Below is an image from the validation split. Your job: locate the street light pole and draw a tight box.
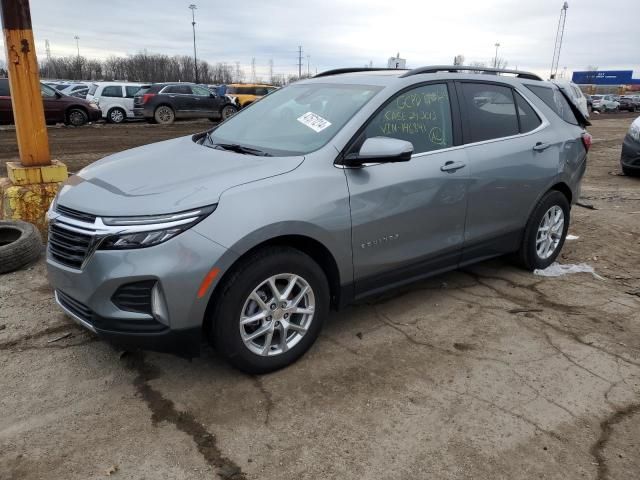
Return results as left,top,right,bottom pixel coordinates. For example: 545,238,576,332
189,4,198,83
494,42,500,68
74,35,80,79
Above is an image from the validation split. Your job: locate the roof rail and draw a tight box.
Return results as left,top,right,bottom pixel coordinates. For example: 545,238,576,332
400,65,543,81
314,67,407,78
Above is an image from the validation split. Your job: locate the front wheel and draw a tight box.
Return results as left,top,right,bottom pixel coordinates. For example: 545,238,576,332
516,190,570,271
209,247,329,374
66,108,88,126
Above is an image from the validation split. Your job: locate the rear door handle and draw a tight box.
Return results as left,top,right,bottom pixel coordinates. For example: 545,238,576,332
440,161,466,172
533,142,551,152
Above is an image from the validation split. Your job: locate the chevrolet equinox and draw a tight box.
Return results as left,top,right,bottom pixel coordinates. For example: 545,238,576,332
47,66,591,373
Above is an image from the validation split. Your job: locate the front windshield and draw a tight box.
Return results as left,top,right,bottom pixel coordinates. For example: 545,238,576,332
206,82,382,156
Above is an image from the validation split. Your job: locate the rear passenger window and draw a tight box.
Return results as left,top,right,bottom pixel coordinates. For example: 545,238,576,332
363,83,453,154
102,86,123,98
514,92,541,133
164,85,192,95
125,86,140,98
461,83,519,142
526,85,578,125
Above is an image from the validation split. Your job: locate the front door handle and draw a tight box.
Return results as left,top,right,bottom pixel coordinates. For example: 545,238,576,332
533,142,551,152
440,160,466,172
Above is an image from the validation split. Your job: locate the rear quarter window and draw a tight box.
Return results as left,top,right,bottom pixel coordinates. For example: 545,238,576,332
125,86,141,98
0,79,10,96
526,85,578,125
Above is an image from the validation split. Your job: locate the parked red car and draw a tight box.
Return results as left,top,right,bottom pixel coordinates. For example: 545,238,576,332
0,78,101,126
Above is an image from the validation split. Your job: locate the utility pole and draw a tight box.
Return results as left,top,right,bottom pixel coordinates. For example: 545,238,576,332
1,0,50,166
74,35,80,79
0,0,68,232
268,58,273,84
550,2,569,80
44,38,51,78
251,57,256,83
297,45,303,78
493,42,500,68
306,55,310,77
189,4,198,83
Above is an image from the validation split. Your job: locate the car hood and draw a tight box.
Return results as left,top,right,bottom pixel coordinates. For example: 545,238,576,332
55,135,304,216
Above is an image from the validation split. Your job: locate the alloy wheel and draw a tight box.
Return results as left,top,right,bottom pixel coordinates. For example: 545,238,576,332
222,105,236,120
239,273,315,356
110,109,125,123
536,205,564,259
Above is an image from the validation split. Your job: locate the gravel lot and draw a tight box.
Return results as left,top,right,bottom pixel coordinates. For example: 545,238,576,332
0,115,639,480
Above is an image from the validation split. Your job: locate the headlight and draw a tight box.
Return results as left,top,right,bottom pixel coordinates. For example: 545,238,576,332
628,123,640,142
99,204,216,250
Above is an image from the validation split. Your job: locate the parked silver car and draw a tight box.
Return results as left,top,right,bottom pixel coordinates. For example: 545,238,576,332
47,66,591,373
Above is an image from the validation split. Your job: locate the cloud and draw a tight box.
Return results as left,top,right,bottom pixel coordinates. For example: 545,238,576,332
1,0,637,79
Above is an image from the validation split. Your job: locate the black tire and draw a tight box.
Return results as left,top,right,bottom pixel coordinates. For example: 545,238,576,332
107,107,126,124
154,105,175,124
221,104,238,121
622,165,640,177
516,190,570,271
209,246,329,374
0,220,42,274
66,108,88,126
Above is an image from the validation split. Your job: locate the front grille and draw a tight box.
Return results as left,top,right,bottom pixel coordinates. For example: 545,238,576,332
55,205,97,223
48,224,93,269
111,281,156,315
57,290,94,323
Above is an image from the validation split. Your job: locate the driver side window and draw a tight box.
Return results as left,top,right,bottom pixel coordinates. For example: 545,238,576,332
363,83,453,154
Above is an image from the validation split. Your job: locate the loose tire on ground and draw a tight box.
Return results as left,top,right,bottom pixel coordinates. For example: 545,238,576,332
154,105,175,124
107,107,126,124
208,246,329,374
0,220,43,274
516,190,570,271
66,108,88,127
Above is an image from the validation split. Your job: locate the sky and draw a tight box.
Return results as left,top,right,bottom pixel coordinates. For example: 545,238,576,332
3,0,639,81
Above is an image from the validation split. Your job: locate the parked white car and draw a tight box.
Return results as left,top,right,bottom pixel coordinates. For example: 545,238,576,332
551,80,589,118
86,82,147,123
56,82,91,99
591,94,619,113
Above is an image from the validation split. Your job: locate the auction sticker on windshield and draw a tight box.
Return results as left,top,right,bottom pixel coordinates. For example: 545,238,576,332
297,112,332,133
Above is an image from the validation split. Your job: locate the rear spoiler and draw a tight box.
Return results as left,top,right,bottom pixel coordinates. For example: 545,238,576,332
557,87,591,128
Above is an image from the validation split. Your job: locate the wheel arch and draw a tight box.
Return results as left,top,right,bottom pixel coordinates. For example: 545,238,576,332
549,181,573,204
202,234,342,336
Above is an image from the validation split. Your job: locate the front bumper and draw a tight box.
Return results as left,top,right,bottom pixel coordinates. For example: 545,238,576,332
88,108,102,122
47,226,236,356
621,134,640,171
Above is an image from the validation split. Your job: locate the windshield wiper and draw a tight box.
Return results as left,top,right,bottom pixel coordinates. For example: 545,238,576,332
210,142,272,156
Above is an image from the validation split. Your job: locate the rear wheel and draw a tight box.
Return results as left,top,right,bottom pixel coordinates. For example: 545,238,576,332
516,190,570,271
221,104,238,121
622,165,640,177
66,108,88,126
154,105,175,124
107,107,126,124
209,247,329,374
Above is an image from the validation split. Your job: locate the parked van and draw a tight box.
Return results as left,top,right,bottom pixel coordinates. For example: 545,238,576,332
87,82,146,123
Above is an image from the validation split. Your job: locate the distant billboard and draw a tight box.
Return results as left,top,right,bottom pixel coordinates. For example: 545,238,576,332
572,70,640,85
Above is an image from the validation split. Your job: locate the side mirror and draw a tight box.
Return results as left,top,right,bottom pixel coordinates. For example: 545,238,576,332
343,137,413,167
210,92,217,98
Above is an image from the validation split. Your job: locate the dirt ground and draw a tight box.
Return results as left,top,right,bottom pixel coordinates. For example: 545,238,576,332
0,115,639,480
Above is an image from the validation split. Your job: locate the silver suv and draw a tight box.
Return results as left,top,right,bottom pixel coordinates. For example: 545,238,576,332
47,66,591,373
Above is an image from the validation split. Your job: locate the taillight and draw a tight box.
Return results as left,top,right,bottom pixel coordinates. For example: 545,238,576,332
581,132,592,152
142,93,155,104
